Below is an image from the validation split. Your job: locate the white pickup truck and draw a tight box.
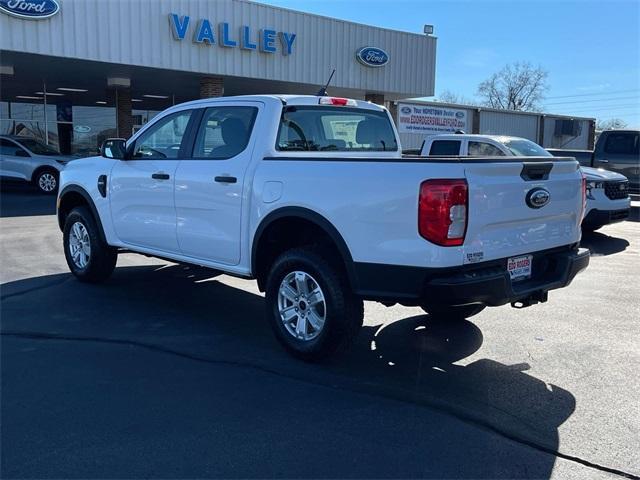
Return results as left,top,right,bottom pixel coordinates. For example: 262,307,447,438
419,134,631,232
57,95,589,360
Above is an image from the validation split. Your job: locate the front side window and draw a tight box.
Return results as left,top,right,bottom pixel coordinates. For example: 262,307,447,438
604,133,639,155
429,140,461,156
276,106,397,152
468,141,506,157
192,106,258,159
132,110,193,159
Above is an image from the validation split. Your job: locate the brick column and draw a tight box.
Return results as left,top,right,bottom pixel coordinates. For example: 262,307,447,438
115,89,133,139
365,93,384,105
200,76,224,98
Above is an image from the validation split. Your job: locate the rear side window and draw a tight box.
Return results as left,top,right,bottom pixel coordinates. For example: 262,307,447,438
193,106,258,159
429,140,461,155
604,133,639,155
276,106,397,152
0,139,26,156
468,141,505,157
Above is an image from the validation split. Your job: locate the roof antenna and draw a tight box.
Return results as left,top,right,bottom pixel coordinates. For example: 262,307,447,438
316,69,336,97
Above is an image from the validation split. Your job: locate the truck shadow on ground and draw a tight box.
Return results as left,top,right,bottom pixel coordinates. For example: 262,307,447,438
580,229,630,256
1,264,576,478
0,181,56,217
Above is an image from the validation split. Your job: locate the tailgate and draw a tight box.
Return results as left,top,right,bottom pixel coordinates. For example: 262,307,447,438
463,159,582,264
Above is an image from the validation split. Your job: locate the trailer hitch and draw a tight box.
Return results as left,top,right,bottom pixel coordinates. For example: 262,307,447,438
511,291,548,309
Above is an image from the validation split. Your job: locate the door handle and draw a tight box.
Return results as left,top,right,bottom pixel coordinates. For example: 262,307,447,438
599,159,609,163
152,172,170,180
214,176,237,184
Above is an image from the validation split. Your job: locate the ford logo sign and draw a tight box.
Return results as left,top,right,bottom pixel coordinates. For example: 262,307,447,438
525,187,550,209
401,106,412,114
356,47,389,68
455,111,464,119
0,0,59,19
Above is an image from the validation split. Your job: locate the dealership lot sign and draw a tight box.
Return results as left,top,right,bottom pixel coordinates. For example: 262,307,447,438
397,103,468,134
169,13,297,55
0,0,59,19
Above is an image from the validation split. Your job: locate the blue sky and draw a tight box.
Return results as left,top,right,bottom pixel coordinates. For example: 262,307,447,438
258,0,640,127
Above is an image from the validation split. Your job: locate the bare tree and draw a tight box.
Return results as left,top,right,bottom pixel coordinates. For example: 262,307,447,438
477,62,548,111
435,90,475,105
597,118,628,130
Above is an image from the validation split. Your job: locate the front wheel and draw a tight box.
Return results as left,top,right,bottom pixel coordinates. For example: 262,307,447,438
63,206,117,283
35,169,58,194
420,304,486,320
265,247,363,361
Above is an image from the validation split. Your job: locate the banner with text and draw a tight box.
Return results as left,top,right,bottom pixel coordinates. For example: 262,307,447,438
397,103,468,135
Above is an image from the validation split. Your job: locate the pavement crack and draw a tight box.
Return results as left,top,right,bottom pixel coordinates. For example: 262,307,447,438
2,330,638,480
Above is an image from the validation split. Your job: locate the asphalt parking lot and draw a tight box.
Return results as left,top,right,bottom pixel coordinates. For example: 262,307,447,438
1,183,639,479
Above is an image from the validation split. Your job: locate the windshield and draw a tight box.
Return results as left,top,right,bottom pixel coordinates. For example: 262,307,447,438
502,138,552,157
15,138,61,156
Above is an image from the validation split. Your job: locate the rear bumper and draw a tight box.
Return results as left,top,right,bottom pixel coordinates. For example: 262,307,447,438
353,246,590,307
583,208,629,229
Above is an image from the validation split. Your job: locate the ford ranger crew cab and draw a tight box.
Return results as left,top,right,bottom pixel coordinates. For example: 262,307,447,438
57,95,589,361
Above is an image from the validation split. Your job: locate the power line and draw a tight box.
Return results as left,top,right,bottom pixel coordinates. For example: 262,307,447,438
545,89,640,100
553,105,640,114
545,96,640,106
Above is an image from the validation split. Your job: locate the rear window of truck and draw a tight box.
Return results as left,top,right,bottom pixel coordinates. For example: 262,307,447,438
276,106,398,152
429,140,461,155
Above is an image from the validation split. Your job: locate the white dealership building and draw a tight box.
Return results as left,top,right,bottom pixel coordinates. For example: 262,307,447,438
0,0,437,154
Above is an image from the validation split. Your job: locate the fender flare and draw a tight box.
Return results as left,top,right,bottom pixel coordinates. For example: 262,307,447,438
251,206,356,288
57,185,107,244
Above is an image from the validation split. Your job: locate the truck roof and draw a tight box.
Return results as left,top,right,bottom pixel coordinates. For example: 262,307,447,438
171,94,386,112
426,134,524,142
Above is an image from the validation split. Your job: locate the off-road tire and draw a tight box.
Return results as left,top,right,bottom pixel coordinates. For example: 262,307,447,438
265,246,363,361
63,206,117,283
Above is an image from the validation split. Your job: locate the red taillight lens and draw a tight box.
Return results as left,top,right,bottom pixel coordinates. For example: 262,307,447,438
580,172,587,220
419,179,468,246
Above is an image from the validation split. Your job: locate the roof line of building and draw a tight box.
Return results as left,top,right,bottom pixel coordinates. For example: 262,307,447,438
239,0,432,39
396,98,596,121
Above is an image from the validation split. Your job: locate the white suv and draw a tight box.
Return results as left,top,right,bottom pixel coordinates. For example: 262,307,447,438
0,135,73,193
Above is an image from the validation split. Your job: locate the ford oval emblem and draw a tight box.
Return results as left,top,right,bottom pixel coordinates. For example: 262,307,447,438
401,106,412,114
0,0,60,19
455,111,464,119
525,187,550,209
356,47,389,68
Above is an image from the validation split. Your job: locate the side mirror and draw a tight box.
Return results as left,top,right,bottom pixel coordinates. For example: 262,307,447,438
101,138,128,159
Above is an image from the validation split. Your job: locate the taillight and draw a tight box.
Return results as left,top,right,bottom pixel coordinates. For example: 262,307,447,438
580,172,587,220
419,179,468,246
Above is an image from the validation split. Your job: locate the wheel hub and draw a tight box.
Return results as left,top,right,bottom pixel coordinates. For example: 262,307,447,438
69,221,91,269
277,271,326,341
39,173,56,192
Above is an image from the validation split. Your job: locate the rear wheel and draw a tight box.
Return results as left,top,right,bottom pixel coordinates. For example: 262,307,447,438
420,304,486,320
265,247,363,361
34,169,58,194
63,206,117,283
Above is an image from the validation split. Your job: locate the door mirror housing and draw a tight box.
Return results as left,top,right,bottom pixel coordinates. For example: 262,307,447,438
101,138,128,159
